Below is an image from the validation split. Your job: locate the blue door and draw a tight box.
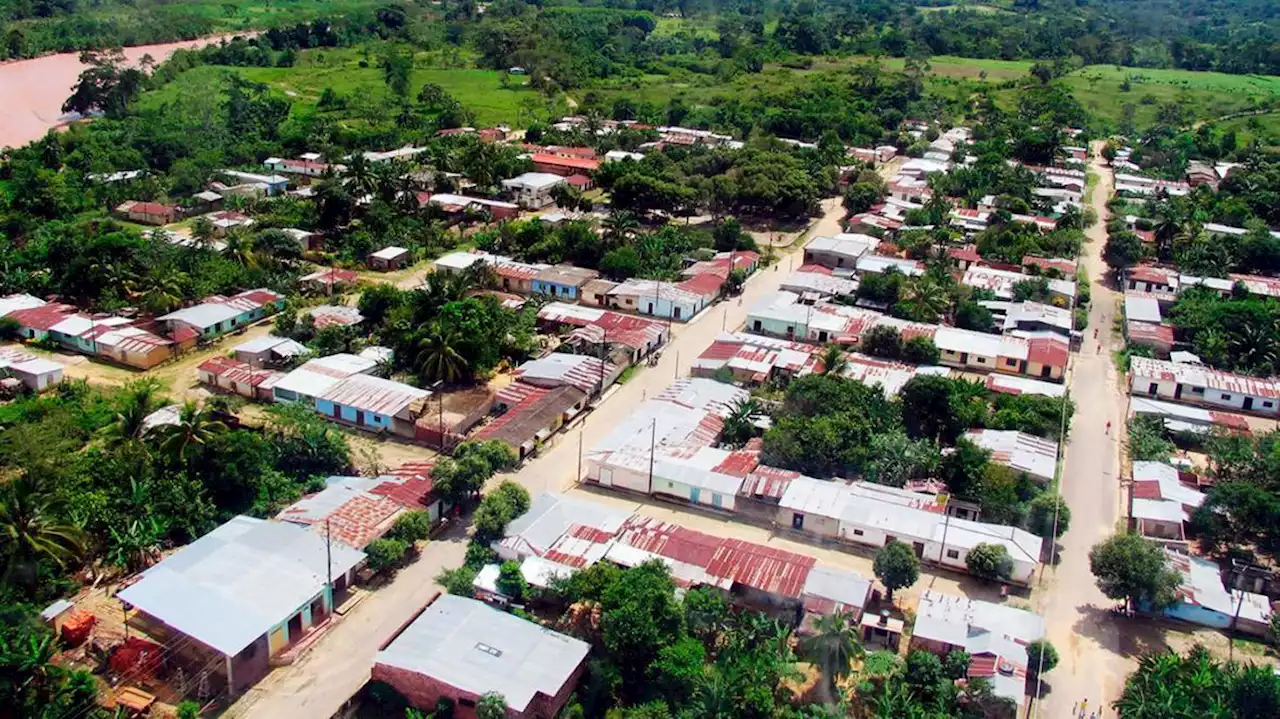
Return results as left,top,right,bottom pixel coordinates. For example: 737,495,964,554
690,487,701,504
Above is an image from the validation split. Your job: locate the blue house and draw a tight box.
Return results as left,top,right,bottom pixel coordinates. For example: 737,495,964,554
533,265,601,302
316,373,430,439
1154,551,1273,637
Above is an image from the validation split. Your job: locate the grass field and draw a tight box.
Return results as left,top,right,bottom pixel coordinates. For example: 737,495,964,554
1218,112,1280,149
140,47,556,127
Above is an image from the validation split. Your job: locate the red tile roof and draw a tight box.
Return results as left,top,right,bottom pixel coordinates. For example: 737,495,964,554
1027,337,1069,367
796,263,833,275
677,273,725,298
1131,480,1163,500
1022,255,1077,275
948,245,983,263
565,174,592,188
1129,266,1176,285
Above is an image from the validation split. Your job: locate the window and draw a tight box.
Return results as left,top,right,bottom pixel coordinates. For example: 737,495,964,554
946,549,960,560
1265,401,1274,409
1190,387,1204,395
1005,358,1017,367
1222,394,1233,401
852,528,864,536
475,642,503,658
976,357,986,364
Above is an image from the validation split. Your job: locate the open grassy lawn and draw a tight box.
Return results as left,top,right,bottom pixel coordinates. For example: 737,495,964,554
1218,112,1280,149
139,46,553,127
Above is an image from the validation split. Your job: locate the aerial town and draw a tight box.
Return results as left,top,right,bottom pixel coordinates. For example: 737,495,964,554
1,2,1280,718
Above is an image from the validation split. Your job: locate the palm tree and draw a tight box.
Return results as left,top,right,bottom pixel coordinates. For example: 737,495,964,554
898,276,949,323
0,476,86,585
221,229,259,269
417,330,469,384
100,379,163,447
690,670,735,719
802,612,864,694
819,344,849,376
1230,322,1278,373
191,216,217,248
139,271,188,314
720,397,762,448
153,401,227,463
603,211,640,247
343,154,379,199
106,516,166,572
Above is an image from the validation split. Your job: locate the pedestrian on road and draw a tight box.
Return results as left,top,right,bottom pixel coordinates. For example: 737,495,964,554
1094,328,1098,339
1106,421,1111,435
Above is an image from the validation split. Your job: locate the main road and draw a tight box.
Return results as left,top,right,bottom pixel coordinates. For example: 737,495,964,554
224,196,850,719
1034,142,1134,717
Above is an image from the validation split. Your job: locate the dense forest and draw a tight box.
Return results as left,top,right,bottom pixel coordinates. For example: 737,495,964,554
3,0,1280,75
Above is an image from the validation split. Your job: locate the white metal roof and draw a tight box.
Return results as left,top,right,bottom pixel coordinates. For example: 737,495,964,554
914,588,1045,646
963,429,1058,481
1131,355,1280,399
273,353,378,399
498,492,631,559
159,302,243,329
433,251,485,271
319,373,429,417
116,516,364,656
371,246,409,261
983,374,1067,398
502,172,566,191
1132,497,1187,523
0,293,46,317
805,234,879,259
1125,295,1162,324
375,594,590,713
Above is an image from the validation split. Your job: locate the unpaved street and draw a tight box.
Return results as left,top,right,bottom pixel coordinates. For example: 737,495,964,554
1033,143,1132,717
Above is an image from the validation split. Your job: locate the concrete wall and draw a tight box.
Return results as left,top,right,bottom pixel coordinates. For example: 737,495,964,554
1131,374,1280,416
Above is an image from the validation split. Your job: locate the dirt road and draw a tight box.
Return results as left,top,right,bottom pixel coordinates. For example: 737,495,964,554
1033,142,1133,717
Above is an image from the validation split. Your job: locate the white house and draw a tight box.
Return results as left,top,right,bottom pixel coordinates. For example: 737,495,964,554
1129,355,1280,416
501,172,566,209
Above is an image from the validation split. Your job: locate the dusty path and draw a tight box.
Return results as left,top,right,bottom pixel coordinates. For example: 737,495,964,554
1034,141,1132,717
0,35,242,148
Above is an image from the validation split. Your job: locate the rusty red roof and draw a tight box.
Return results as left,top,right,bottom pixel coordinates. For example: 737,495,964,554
707,539,817,598
796,263,833,275
1022,255,1076,275
8,303,77,331
1026,337,1069,367
531,153,600,172
677,272,725,298
1129,266,1176,285
948,245,983,263
711,450,761,478
1131,480,1163,500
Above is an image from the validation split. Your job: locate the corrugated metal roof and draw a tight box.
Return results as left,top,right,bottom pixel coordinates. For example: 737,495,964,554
1131,355,1280,399
320,374,429,416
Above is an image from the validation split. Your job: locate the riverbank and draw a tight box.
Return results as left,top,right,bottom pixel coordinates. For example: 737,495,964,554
0,34,243,149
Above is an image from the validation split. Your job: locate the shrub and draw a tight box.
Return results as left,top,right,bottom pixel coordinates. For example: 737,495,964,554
965,543,1014,581
387,510,434,543
1027,639,1059,676
364,538,409,573
437,565,478,596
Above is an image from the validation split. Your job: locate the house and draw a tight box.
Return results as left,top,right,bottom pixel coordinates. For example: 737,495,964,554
963,429,1058,484
205,210,255,236
983,374,1067,399
530,153,600,177
1160,551,1273,637
1127,321,1175,357
272,353,380,404
776,476,1042,584
307,305,365,329
1129,355,1280,416
263,156,343,178
912,589,1045,713
987,300,1074,337
963,266,1075,306
1129,396,1252,436
372,594,590,718
1129,462,1205,541
91,325,175,369
197,357,284,401
157,289,286,341
856,255,925,278
947,245,984,271
0,348,63,392
846,213,902,235
779,269,859,300
1124,294,1163,325
606,279,707,321
369,246,410,271
115,200,180,226
536,302,668,365
512,353,620,396
299,267,359,294
419,193,521,222
680,251,761,285
841,353,950,397
533,265,600,301
604,150,645,162
363,146,429,163
277,469,441,548
116,516,365,693
803,234,879,270
233,335,310,369
693,332,822,385
1125,266,1180,296
219,169,289,196
1022,255,1077,277
316,374,430,439
476,383,588,460
502,172,567,209
579,278,619,307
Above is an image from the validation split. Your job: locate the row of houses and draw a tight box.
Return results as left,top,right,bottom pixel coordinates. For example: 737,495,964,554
746,290,1070,383
1129,354,1280,417
491,489,1047,714
0,290,284,370
435,249,759,322
580,378,1047,584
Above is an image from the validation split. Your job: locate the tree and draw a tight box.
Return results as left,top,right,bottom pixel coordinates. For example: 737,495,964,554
1026,639,1058,677
802,612,863,693
153,401,227,464
1114,645,1280,719
365,537,409,573
1028,492,1071,539
939,437,990,501
476,692,507,719
1089,533,1181,610
1105,231,1145,272
650,636,705,706
0,476,86,585
819,344,848,376
899,374,963,444
965,543,1014,582
862,325,902,359
437,565,477,596
496,560,528,600
873,540,920,602
417,329,470,384
63,49,144,118
600,561,682,699
720,397,762,448
843,181,885,214
386,510,434,544
901,336,940,365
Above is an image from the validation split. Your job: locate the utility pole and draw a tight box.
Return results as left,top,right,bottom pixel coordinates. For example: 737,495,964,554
936,505,953,568
1228,589,1245,662
577,429,583,484
673,350,679,379
647,418,657,496
325,517,333,613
